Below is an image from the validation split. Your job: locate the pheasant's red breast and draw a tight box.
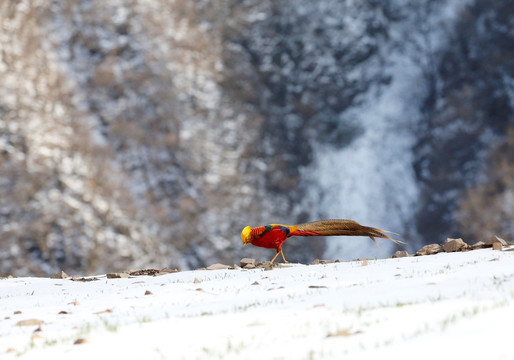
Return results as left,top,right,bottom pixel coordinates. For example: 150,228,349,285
249,225,291,249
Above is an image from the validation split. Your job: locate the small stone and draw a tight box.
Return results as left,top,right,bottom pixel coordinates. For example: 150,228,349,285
486,235,507,247
470,241,486,250
73,338,88,345
311,259,334,265
327,329,357,337
416,244,442,256
392,250,409,258
129,269,160,276
156,268,180,275
251,281,260,285
492,242,503,251
13,310,21,315
262,261,274,271
206,263,231,270
244,263,256,269
58,311,68,314
16,319,44,327
106,272,130,279
144,290,153,295
68,301,80,306
240,258,256,267
442,238,468,252
50,271,68,279
94,309,113,314
193,278,202,284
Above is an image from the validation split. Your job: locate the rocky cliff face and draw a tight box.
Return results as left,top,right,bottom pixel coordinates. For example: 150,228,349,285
413,0,514,244
1,0,512,276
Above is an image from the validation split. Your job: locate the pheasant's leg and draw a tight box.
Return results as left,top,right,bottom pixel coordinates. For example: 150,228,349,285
280,248,288,263
270,250,280,264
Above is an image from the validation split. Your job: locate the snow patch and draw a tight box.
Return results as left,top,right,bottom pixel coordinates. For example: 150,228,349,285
1,249,513,359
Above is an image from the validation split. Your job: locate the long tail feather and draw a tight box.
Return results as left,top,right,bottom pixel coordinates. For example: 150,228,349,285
291,219,404,246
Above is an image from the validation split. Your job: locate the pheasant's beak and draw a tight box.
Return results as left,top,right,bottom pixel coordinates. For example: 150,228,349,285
241,226,252,247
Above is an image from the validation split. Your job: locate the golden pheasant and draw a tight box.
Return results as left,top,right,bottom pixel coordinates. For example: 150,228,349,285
241,219,402,263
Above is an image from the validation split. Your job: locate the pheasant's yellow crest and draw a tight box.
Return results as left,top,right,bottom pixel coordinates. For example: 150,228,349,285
241,226,252,246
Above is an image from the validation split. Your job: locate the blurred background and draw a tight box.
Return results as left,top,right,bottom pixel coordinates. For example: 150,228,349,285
1,0,512,276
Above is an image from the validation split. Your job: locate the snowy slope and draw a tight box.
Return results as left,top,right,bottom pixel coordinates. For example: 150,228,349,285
1,248,513,359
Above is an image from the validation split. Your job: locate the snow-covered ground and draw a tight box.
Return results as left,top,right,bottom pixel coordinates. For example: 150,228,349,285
1,248,513,359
